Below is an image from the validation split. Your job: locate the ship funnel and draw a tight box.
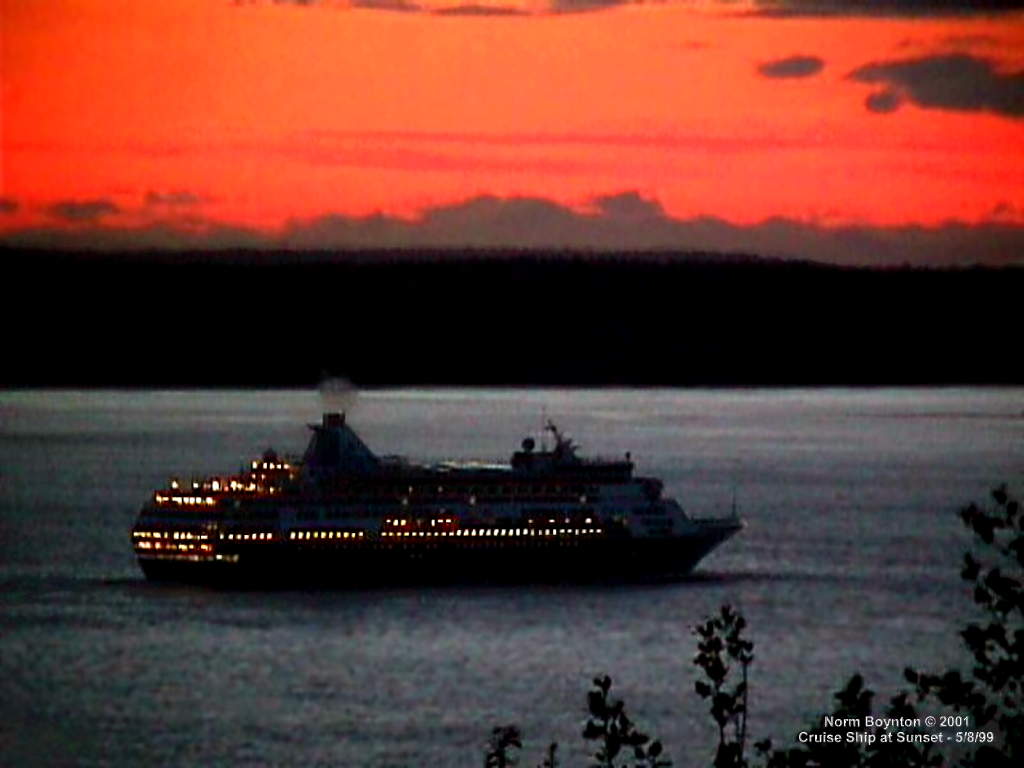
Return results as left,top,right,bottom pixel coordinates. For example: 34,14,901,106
301,412,379,481
323,412,346,428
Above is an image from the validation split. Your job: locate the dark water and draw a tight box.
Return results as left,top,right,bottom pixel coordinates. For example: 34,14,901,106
1,388,1021,767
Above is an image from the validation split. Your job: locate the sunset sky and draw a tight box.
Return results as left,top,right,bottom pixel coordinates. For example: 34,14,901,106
2,0,1023,264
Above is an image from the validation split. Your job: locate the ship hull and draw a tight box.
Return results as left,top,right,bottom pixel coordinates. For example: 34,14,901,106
136,523,741,588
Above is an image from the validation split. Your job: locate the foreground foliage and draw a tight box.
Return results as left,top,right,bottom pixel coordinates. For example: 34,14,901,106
484,484,1022,767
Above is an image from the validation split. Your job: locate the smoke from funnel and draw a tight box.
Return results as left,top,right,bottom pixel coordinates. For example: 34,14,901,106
318,377,359,415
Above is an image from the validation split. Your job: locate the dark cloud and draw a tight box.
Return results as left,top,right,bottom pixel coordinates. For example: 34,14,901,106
0,198,19,215
241,0,424,9
593,191,666,219
849,54,1024,118
895,33,1015,57
757,55,825,79
48,199,120,222
247,0,610,12
351,0,422,11
285,205,1024,266
7,193,1021,267
245,0,1024,15
145,190,204,207
280,196,601,249
246,0,623,13
747,0,1024,17
941,33,1006,48
549,0,634,11
431,3,530,14
233,1,318,6
865,88,903,113
417,196,588,246
1,221,266,251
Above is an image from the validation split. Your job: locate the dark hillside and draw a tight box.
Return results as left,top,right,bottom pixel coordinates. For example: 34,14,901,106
6,250,1021,387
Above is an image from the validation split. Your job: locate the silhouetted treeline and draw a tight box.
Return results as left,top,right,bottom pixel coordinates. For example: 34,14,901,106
6,248,1022,387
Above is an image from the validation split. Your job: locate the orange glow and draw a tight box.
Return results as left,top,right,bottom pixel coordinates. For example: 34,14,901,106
2,0,1023,239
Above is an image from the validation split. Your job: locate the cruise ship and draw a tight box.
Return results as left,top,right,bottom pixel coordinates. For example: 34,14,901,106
131,413,743,586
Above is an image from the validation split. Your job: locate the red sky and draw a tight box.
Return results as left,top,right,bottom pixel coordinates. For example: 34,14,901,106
2,0,1023,263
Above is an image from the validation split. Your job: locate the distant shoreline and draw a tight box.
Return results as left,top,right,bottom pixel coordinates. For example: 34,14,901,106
6,246,1024,270
6,249,1022,388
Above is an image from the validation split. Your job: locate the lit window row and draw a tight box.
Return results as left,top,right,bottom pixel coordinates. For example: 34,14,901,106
133,530,209,541
383,518,457,527
289,531,365,541
135,541,212,554
205,481,257,493
154,494,216,506
156,483,290,500
379,528,603,538
223,532,275,541
251,461,291,471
